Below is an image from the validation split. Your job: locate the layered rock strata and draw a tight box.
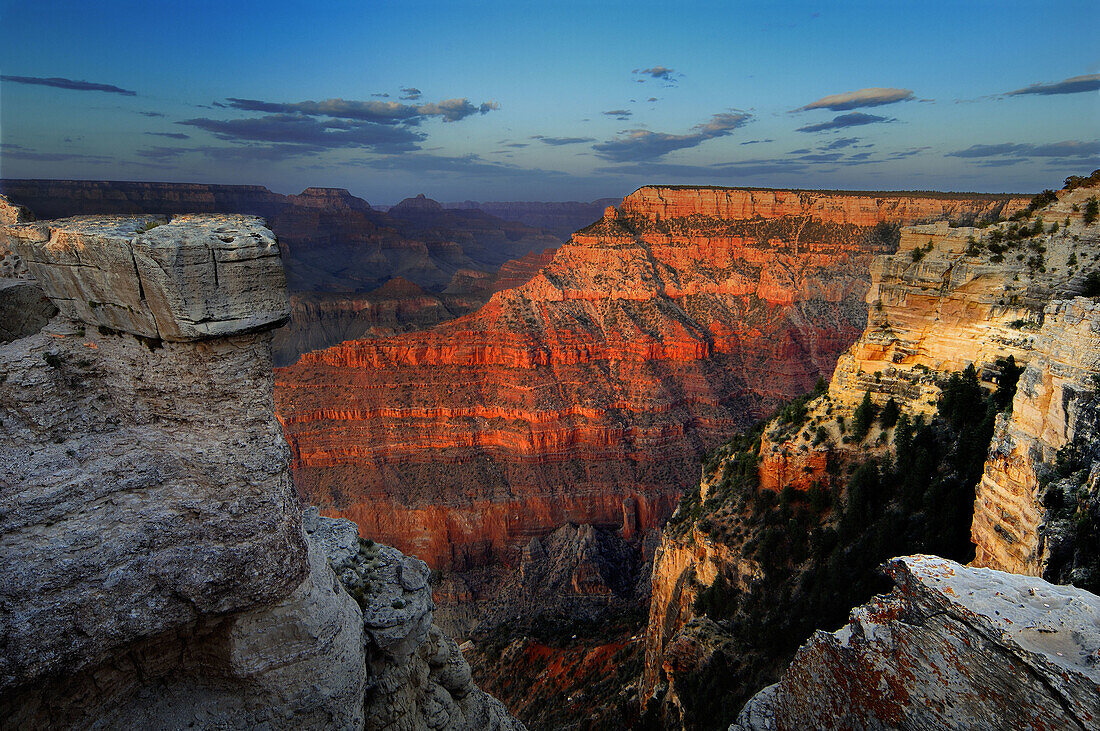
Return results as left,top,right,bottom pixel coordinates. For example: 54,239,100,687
731,555,1100,731
971,297,1100,577
0,213,520,729
277,187,1024,573
641,181,1098,724
0,181,561,362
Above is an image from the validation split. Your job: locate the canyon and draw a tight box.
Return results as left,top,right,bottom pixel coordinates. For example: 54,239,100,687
0,180,562,364
641,178,1100,728
0,208,521,729
275,186,1026,579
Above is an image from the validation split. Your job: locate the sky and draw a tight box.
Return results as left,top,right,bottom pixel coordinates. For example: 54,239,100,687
1,0,1097,204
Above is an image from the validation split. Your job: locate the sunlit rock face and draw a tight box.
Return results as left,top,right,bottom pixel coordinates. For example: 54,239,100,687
971,297,1100,577
731,555,1100,731
640,182,1098,723
275,185,1025,572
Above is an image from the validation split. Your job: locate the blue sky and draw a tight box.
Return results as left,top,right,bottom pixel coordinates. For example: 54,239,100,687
1,0,1097,203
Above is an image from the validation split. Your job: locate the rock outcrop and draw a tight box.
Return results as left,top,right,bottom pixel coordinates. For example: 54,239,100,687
277,186,1024,575
971,297,1100,580
0,180,561,363
0,213,520,729
641,179,1099,727
731,555,1100,731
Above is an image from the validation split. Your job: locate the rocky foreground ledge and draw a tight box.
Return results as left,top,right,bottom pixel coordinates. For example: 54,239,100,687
0,207,522,729
732,555,1100,730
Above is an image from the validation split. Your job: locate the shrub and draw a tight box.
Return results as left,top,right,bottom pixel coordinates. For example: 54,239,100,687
852,390,877,440
879,397,900,429
1084,197,1099,226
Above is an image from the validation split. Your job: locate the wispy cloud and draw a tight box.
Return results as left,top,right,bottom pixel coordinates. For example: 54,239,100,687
1,74,136,96
224,96,498,124
1002,73,1100,98
603,109,633,120
796,112,892,133
144,132,190,140
794,87,914,112
593,112,752,162
178,114,423,152
399,87,422,100
0,143,114,162
947,140,1099,161
140,111,166,118
530,135,596,146
633,66,679,82
821,136,860,150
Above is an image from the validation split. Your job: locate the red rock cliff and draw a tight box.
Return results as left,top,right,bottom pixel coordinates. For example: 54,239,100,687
275,187,1025,571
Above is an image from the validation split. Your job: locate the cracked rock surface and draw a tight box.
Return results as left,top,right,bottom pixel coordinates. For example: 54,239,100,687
731,555,1100,730
5,213,289,341
306,510,526,730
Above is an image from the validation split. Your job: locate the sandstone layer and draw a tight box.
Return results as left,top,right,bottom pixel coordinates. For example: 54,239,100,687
0,213,521,729
276,186,1023,574
731,555,1100,731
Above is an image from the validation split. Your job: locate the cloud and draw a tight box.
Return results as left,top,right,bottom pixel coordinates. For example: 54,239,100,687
596,158,811,179
371,92,390,98
740,139,774,145
140,111,167,118
134,143,323,162
794,87,914,112
593,111,752,162
144,132,190,140
399,87,422,100
647,97,658,102
0,143,114,162
1003,73,1100,97
796,112,892,133
947,140,1099,160
345,152,572,180
603,109,633,120
887,146,930,159
224,96,498,124
178,114,424,152
504,142,528,148
633,66,678,82
821,137,860,150
1,74,136,96
530,135,596,146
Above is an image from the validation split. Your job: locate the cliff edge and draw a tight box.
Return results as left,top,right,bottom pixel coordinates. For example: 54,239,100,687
731,555,1100,731
0,213,521,729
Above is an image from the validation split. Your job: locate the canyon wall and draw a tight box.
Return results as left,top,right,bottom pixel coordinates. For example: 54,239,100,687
0,180,561,363
276,186,1024,577
641,180,1098,727
732,555,1100,731
971,297,1100,578
0,213,520,729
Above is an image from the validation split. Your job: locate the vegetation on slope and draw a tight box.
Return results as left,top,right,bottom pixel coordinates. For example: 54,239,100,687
656,365,1020,729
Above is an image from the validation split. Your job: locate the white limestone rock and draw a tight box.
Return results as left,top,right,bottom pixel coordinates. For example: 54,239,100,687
731,555,1100,730
8,213,289,341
